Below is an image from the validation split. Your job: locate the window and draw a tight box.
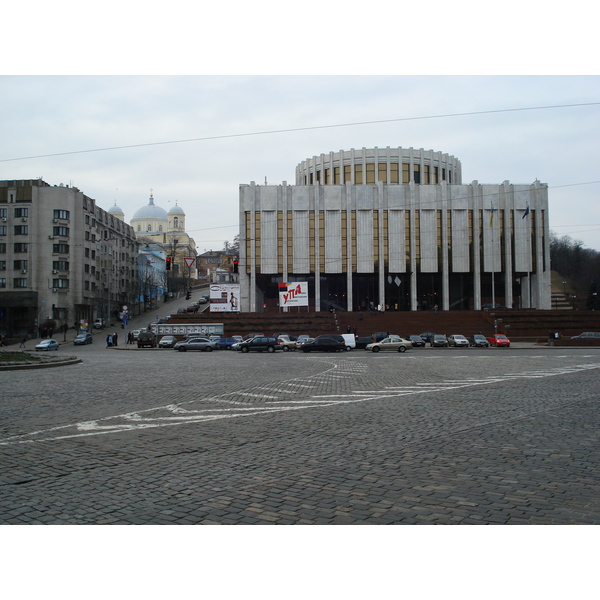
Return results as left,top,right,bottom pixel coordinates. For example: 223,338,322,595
0,226,6,235
377,163,387,184
85,231,90,240
0,261,5,270
14,208,28,218
0,208,6,218
354,164,363,184
13,278,28,287
0,243,6,253
159,225,163,232
52,243,69,253
53,226,69,237
14,260,27,271
53,210,70,220
52,278,69,288
14,225,28,235
402,163,410,184
0,278,5,288
390,163,399,184
147,225,152,232
53,261,69,271
413,164,421,184
14,243,28,253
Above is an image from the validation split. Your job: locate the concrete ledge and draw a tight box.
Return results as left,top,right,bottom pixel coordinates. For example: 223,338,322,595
0,351,82,371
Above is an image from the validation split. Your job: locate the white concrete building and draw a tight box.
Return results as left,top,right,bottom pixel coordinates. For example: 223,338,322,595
239,147,550,312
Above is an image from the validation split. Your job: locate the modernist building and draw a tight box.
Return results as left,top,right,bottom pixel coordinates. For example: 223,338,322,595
0,179,139,338
239,147,550,312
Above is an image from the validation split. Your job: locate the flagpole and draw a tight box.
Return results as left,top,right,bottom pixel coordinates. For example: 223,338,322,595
491,201,495,309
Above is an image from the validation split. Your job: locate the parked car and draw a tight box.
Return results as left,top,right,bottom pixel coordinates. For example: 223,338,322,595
419,332,436,343
93,318,105,329
341,334,356,350
174,337,217,352
430,334,449,347
447,334,469,347
276,335,298,352
408,335,426,347
130,329,143,339
35,339,59,351
571,332,600,339
295,337,314,349
469,334,490,347
137,332,157,348
488,334,510,347
354,336,374,349
158,335,178,348
243,333,264,340
237,336,282,353
273,333,297,341
372,332,389,342
301,335,345,352
215,337,240,350
365,336,412,353
74,333,93,345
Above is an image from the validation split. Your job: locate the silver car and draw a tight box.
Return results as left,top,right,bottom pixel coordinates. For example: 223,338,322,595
448,334,469,347
365,335,412,353
174,337,217,352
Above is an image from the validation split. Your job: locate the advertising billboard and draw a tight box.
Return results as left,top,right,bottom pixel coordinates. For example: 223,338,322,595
210,284,240,312
278,281,309,307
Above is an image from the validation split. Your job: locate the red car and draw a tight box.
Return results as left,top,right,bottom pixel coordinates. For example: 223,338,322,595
488,334,510,347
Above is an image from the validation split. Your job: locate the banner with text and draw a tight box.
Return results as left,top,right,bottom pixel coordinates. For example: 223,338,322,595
278,281,309,307
210,284,240,312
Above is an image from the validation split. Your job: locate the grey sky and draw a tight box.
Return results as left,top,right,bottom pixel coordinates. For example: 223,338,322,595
1,75,598,250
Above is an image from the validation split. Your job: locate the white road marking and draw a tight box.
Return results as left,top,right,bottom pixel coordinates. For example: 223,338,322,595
1,361,598,445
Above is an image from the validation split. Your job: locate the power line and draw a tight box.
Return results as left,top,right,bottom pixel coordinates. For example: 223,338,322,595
1,102,599,163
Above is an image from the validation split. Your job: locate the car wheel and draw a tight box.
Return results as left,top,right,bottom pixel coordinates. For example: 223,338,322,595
205,346,213,352
241,346,249,353
372,346,380,352
178,347,186,352
398,346,406,352
267,346,275,353
344,346,352,351
282,346,289,352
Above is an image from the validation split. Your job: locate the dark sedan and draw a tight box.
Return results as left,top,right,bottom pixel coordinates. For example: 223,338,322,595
301,336,345,352
237,336,282,353
74,333,93,345
430,334,449,347
408,335,426,347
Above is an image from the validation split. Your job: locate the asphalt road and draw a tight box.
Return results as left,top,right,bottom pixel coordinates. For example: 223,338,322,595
1,339,599,525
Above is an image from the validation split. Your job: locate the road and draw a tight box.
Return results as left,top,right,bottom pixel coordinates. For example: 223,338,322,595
1,341,598,525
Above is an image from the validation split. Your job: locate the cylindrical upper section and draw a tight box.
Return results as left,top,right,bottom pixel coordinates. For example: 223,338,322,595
295,147,462,186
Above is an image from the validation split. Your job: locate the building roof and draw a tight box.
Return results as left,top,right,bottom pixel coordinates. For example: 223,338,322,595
132,194,168,221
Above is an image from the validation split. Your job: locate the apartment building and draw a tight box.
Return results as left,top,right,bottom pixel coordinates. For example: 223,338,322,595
0,179,139,339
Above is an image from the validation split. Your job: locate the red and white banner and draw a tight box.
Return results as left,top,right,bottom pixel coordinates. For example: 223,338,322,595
278,282,308,307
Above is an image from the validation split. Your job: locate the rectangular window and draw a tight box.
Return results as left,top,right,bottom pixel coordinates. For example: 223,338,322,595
344,165,352,183
0,261,5,270
402,164,410,184
14,208,29,218
0,278,5,288
0,208,7,218
13,278,28,287
434,166,439,184
424,165,430,184
366,163,375,184
0,243,6,253
334,167,340,184
53,210,70,220
390,163,399,184
0,226,6,235
52,279,69,289
14,225,28,235
52,226,69,237
52,243,69,254
413,165,421,184
354,164,363,184
14,243,28,253
378,163,387,184
13,260,28,271
53,260,69,271
324,168,331,184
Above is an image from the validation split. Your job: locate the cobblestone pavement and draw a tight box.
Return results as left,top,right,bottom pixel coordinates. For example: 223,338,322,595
0,344,598,524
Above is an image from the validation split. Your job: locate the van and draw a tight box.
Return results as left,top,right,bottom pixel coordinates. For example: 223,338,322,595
137,332,157,348
341,334,356,350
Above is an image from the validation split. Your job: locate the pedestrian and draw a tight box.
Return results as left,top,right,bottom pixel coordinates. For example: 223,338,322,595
106,334,112,347
127,331,133,345
0,334,5,347
20,336,26,348
113,332,118,347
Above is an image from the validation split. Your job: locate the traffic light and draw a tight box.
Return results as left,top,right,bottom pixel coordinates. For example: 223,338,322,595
166,257,172,271
233,260,239,273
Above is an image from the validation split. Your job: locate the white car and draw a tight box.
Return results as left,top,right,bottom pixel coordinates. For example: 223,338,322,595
448,334,469,347
365,336,412,353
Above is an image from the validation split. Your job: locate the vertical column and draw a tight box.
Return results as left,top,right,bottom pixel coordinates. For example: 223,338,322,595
440,183,450,310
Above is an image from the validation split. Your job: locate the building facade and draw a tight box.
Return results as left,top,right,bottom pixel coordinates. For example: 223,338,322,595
239,146,550,313
0,179,139,338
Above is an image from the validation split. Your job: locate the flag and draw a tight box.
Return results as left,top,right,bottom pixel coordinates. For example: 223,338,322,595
522,205,530,219
489,204,496,227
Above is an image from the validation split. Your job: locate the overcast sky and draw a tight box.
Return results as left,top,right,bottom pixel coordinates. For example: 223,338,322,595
2,6,599,253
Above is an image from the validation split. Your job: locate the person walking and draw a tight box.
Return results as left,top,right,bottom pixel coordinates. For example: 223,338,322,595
19,336,26,348
106,334,113,347
113,332,118,347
